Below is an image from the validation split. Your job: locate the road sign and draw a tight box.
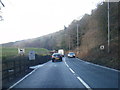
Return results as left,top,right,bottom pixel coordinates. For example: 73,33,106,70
18,48,25,55
29,51,35,60
100,45,105,50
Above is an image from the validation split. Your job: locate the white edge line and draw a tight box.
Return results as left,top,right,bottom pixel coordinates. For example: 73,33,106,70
7,66,41,90
76,58,120,72
77,77,92,90
69,68,75,74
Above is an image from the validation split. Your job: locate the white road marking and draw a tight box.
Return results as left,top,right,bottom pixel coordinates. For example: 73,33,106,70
66,64,69,68
7,64,44,90
77,77,92,90
64,57,92,90
76,58,120,72
64,59,69,68
64,61,67,64
29,64,44,69
69,68,75,74
54,65,57,67
62,57,66,61
91,63,120,72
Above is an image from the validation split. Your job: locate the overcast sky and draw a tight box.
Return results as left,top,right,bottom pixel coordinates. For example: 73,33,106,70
0,0,103,44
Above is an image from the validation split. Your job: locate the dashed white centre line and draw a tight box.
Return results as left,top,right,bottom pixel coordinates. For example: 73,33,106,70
77,77,92,90
64,57,92,90
69,68,75,74
64,59,69,68
66,64,68,67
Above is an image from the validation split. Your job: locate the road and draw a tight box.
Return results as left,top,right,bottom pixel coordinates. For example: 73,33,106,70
9,57,119,89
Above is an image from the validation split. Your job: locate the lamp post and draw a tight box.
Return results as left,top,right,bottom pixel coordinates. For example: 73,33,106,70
69,30,70,52
107,0,110,53
77,24,79,55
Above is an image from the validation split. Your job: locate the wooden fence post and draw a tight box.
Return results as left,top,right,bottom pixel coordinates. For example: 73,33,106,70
6,62,10,81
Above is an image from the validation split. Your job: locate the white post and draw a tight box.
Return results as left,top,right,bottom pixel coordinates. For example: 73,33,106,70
69,32,70,52
77,24,79,54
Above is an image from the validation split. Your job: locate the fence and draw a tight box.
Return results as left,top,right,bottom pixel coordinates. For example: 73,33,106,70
2,54,51,87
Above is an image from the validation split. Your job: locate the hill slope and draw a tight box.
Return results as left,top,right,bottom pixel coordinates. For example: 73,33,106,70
2,2,119,69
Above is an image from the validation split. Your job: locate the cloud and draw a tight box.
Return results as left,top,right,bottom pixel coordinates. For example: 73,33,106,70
0,0,103,44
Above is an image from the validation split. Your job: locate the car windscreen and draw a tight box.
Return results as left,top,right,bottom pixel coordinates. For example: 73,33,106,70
69,53,75,55
53,54,61,56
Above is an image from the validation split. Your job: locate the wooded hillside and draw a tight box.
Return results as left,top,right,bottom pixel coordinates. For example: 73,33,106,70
2,2,119,69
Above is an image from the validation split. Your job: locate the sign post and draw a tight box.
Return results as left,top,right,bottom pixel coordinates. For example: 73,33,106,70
28,51,35,60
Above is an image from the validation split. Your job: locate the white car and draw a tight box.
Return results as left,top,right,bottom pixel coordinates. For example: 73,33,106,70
68,52,75,58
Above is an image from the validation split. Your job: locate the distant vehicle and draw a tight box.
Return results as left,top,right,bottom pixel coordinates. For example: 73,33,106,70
58,49,64,57
50,50,57,55
51,53,62,62
68,52,75,58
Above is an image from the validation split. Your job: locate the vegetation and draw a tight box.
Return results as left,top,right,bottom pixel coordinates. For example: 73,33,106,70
1,47,50,60
1,2,119,70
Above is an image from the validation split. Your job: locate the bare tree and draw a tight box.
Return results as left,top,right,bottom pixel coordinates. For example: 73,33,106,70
0,0,5,7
